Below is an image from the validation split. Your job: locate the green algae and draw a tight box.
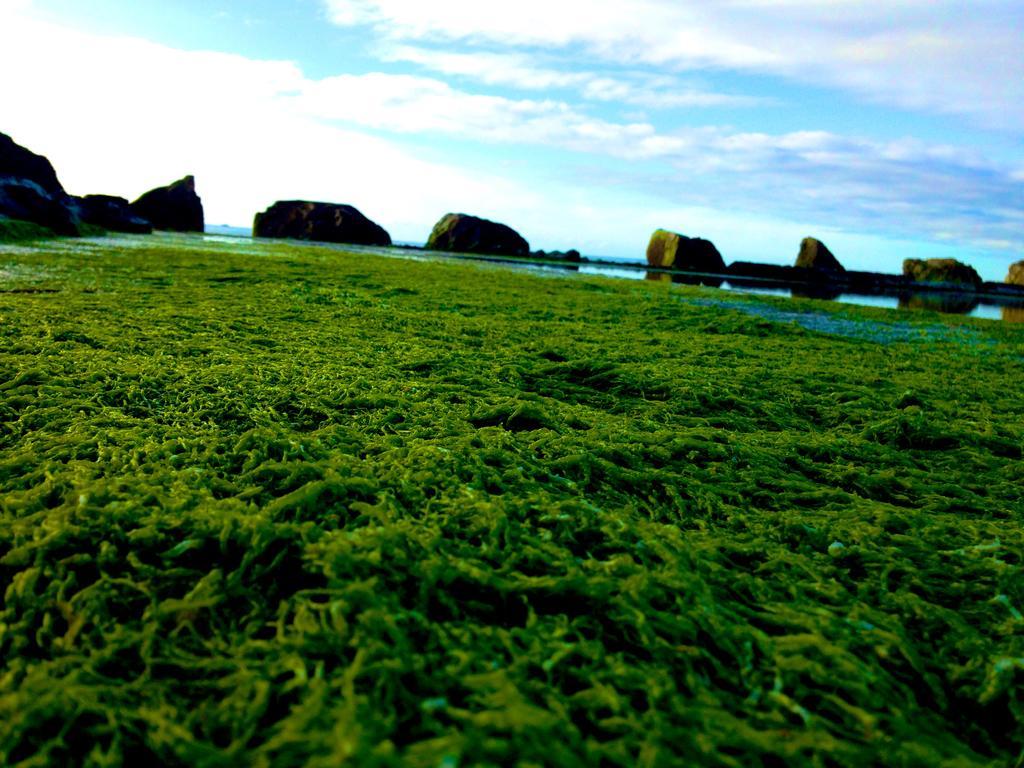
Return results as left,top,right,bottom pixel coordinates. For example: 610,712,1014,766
1,234,1022,767
0,219,55,243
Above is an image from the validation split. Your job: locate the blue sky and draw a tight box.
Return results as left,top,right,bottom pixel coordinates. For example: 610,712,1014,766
1,0,1022,279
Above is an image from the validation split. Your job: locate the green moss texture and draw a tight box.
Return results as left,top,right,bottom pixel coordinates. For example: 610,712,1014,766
1,234,1022,767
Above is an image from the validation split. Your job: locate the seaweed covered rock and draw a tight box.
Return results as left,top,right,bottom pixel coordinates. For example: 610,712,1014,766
903,258,982,289
796,237,845,273
254,201,391,246
0,178,80,235
130,175,204,232
646,229,725,272
72,195,152,234
1006,261,1024,287
0,132,65,196
426,213,529,256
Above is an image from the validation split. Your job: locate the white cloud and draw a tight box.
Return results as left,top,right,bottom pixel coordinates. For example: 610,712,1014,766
0,4,1020,269
0,13,535,235
324,0,1024,130
380,45,762,110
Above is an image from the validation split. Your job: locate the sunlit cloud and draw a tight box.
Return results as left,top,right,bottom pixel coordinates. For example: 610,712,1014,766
0,1,1021,278
324,0,1024,129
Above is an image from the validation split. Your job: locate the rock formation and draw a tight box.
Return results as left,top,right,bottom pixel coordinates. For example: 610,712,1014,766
1006,261,1024,287
796,237,845,273
253,201,391,246
0,132,81,235
130,175,204,232
903,258,982,289
646,229,725,273
0,178,81,235
72,195,152,234
426,213,529,256
0,132,65,196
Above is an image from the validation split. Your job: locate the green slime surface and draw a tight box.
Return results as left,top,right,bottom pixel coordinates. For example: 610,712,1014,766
1,234,1022,767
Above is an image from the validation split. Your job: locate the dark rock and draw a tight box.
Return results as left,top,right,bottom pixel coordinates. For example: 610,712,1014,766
532,248,582,263
903,258,981,289
253,201,391,246
981,280,1024,297
130,175,204,232
0,132,65,196
0,178,80,235
843,270,906,292
646,229,725,273
796,237,845,273
726,261,797,283
426,213,529,256
1006,261,1024,287
72,195,152,234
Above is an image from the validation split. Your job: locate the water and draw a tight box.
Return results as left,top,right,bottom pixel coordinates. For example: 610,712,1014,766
192,230,1021,322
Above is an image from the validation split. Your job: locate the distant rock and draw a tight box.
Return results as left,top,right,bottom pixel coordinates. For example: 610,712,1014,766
426,213,529,256
130,175,204,232
726,261,796,283
903,258,981,289
646,229,725,273
0,132,65,197
1007,261,1024,287
796,237,845,273
72,195,152,234
532,248,581,263
253,201,391,246
0,178,80,235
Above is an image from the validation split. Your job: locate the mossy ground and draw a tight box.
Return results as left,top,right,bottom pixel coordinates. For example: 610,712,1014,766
0,219,56,243
1,234,1022,767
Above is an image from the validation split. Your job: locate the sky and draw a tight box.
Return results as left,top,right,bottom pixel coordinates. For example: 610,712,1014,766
1,0,1022,279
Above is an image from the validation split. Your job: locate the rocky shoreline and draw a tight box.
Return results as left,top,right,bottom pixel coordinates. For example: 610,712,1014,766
3,130,1023,302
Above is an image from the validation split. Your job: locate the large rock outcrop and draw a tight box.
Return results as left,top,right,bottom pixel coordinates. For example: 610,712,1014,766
796,237,845,273
72,195,152,234
253,201,391,246
0,132,65,197
646,229,725,273
1006,261,1024,287
0,132,81,235
903,258,982,289
426,213,529,256
0,178,80,235
130,175,204,232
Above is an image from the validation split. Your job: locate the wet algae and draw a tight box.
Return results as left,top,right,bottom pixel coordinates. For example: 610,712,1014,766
1,234,1023,767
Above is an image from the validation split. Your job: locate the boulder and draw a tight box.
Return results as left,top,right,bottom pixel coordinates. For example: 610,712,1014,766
646,229,725,273
0,132,65,196
253,201,391,246
426,213,529,256
903,258,981,289
796,237,845,273
1006,261,1024,287
0,178,80,235
130,175,204,232
72,195,152,234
